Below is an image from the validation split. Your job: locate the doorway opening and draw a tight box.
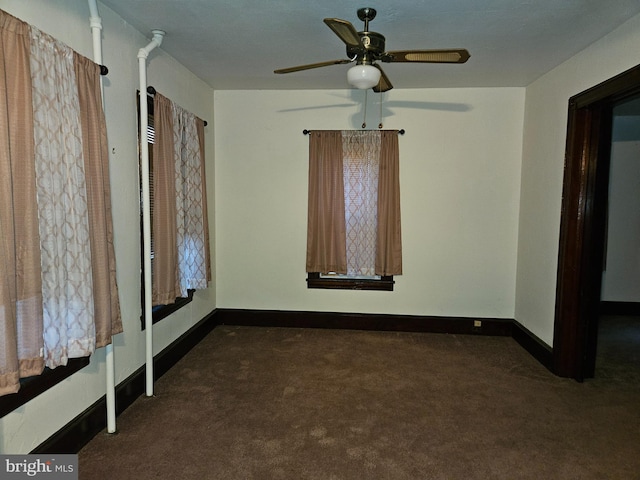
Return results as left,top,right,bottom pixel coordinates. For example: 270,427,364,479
553,64,640,381
596,92,640,383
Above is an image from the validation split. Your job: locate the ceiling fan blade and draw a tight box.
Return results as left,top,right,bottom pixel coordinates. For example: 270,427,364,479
372,64,393,93
384,49,470,64
274,59,352,74
323,18,363,49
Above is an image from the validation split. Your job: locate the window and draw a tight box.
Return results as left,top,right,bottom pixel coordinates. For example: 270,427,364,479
1,12,121,406
138,92,208,329
138,93,189,326
306,130,402,290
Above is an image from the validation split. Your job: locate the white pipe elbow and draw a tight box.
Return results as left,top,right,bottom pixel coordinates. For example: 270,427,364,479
138,30,165,59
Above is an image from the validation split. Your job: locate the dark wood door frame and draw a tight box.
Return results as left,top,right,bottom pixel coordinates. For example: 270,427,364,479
553,63,640,380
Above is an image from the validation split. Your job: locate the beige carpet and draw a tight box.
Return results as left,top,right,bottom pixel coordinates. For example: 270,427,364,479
78,325,640,479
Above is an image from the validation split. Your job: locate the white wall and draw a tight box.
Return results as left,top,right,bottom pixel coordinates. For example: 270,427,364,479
601,112,640,302
0,0,215,453
515,13,640,345
214,88,524,318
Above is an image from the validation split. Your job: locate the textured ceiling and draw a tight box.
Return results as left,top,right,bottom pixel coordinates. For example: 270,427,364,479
99,0,640,90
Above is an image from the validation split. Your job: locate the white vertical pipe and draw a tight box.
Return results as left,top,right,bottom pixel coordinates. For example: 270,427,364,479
138,30,165,397
87,0,117,435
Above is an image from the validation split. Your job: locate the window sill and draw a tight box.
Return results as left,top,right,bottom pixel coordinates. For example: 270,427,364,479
140,289,195,330
0,357,90,418
306,272,394,291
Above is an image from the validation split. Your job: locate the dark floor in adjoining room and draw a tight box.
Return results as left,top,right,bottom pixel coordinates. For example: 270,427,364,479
595,314,640,384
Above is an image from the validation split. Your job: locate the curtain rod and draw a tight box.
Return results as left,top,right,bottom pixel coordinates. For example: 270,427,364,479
100,65,108,75
146,86,208,127
303,129,405,135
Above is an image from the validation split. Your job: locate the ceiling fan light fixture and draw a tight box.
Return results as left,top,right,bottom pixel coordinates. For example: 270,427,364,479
347,64,381,89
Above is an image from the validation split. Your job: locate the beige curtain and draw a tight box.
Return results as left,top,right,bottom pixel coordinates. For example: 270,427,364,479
0,10,45,395
0,10,122,395
306,131,347,273
376,131,402,275
152,93,179,305
197,120,212,283
74,53,122,347
152,92,210,305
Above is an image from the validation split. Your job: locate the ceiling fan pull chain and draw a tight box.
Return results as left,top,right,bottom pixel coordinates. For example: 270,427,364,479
378,92,383,129
362,89,368,129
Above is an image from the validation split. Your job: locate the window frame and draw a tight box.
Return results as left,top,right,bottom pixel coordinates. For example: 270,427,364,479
137,91,194,328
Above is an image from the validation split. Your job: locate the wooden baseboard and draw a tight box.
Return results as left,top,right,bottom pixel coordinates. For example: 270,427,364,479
219,308,553,372
32,309,220,454
511,320,553,372
216,308,514,336
600,301,640,316
32,308,553,454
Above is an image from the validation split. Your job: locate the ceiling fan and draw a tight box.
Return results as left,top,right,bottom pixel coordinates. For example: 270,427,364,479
274,7,470,92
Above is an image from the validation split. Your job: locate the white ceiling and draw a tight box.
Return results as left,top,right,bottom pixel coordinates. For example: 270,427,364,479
99,0,640,91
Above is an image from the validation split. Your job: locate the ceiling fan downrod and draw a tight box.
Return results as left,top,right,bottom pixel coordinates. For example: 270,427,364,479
357,7,377,31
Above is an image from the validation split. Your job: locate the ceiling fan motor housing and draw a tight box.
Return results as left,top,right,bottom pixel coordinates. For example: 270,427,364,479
347,31,386,64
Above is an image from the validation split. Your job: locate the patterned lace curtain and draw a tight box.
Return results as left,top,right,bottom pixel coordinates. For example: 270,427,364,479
342,130,381,276
152,93,210,304
0,10,122,396
31,26,97,367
